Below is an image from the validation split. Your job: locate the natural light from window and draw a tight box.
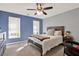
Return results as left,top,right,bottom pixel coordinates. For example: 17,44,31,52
33,20,40,35
8,16,20,39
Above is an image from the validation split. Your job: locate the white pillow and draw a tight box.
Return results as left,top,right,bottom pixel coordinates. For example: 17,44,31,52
47,29,54,36
54,31,62,36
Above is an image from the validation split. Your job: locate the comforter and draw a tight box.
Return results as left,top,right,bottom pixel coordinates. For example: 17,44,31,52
28,35,63,55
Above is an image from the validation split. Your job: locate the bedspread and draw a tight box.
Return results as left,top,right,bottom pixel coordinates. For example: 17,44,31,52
28,35,63,55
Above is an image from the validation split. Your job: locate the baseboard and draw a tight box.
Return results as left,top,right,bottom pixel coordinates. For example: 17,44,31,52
6,40,27,46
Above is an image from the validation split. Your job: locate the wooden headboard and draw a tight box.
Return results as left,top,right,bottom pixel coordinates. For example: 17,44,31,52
47,26,65,37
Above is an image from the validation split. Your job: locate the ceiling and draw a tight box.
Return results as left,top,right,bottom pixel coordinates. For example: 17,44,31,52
0,3,79,19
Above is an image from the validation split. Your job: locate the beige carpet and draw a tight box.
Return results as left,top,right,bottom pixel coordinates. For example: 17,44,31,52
4,42,64,56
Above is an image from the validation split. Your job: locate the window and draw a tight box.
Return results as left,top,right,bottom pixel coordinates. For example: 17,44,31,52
8,16,20,39
33,20,40,35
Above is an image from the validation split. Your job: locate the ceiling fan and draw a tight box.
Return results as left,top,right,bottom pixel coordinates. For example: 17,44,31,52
27,3,53,15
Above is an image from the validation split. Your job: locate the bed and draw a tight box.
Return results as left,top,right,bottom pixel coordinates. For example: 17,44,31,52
28,26,64,55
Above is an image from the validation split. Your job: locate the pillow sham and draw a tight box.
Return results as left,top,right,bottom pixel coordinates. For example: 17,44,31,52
54,31,62,36
47,29,55,36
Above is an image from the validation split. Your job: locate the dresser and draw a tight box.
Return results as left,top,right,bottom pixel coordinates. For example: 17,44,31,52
0,32,6,56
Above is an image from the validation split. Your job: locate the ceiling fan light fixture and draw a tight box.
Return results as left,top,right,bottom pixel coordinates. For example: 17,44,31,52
36,11,43,15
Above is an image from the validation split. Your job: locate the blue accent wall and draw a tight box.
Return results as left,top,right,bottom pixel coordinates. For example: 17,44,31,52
0,11,43,43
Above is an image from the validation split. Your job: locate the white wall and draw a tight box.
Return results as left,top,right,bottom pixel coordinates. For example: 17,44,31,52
43,8,79,42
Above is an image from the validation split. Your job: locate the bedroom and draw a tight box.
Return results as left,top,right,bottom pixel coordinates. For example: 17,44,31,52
0,3,79,56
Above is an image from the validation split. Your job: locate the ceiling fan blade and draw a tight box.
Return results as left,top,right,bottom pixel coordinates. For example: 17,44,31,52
43,11,47,15
27,9,36,10
44,7,53,10
34,13,37,15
